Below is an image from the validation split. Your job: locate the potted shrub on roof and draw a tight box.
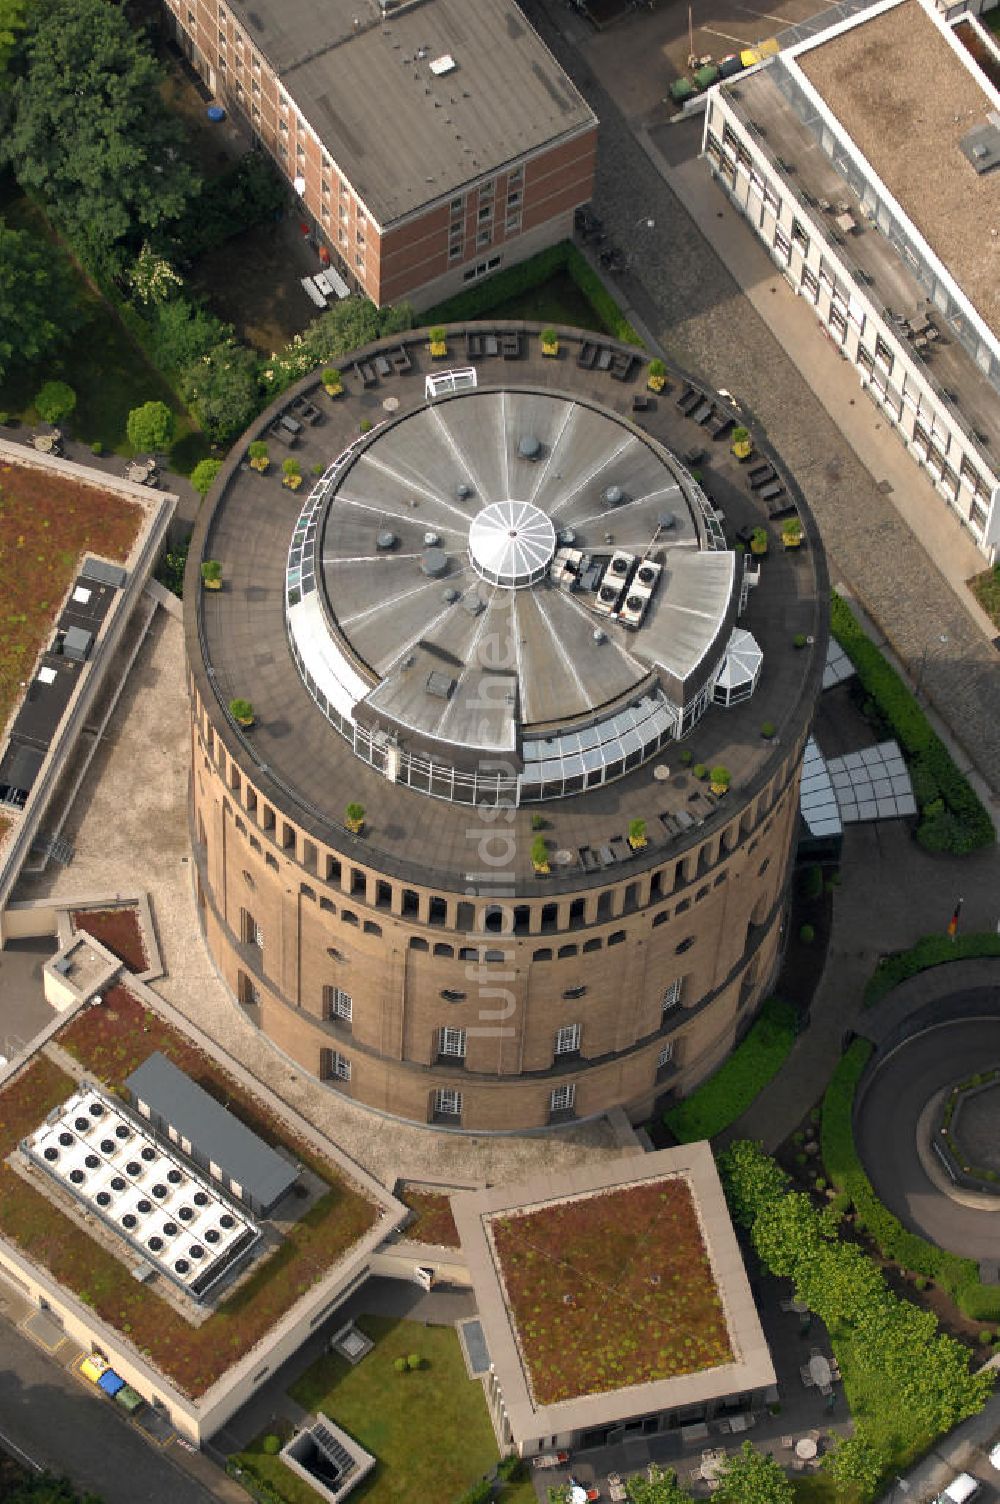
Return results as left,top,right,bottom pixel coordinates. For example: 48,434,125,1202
541,327,559,357
248,440,270,474
345,801,365,834
230,697,254,728
782,516,803,550
647,358,667,394
750,526,768,557
428,326,448,359
710,765,731,796
282,456,303,491
531,835,551,875
628,818,648,851
731,424,753,462
200,559,222,591
322,367,343,397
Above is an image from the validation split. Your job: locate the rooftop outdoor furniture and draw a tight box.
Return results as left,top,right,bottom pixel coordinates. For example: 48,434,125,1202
267,420,294,446
748,466,777,490
353,360,377,388
31,431,63,456
374,355,392,378
279,414,303,437
610,352,636,381
577,341,598,369
795,1438,818,1461
758,481,784,503
632,393,650,412
710,412,734,440
780,1436,794,1450
748,460,774,481
500,331,522,359
691,399,713,424
681,1421,710,1444
597,347,613,371
289,395,322,425
677,386,701,414
388,345,412,373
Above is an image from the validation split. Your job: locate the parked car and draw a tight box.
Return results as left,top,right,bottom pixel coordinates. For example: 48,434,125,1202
932,1474,981,1504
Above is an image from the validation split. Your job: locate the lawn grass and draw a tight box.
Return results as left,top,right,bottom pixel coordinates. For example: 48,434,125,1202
663,998,797,1142
0,459,143,733
0,988,381,1396
281,1314,500,1503
0,182,208,468
864,932,1000,1008
399,1188,460,1248
486,268,609,333
490,1179,730,1405
969,564,1000,630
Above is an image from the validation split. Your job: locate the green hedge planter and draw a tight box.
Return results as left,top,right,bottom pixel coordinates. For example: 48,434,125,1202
664,998,795,1141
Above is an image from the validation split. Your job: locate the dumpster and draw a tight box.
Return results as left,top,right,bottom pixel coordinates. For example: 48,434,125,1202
97,1369,125,1398
115,1384,145,1415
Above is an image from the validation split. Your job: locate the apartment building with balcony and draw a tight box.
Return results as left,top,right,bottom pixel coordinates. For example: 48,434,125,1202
163,0,598,309
703,0,1000,561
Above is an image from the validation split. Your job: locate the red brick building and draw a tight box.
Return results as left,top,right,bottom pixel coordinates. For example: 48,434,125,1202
163,0,598,308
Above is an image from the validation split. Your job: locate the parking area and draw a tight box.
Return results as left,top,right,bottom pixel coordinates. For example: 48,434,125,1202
561,0,833,124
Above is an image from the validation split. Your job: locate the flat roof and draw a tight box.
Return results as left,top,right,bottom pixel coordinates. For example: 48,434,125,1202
230,0,596,224
124,1052,299,1211
796,0,1000,342
453,1144,775,1444
192,329,828,892
724,66,1000,457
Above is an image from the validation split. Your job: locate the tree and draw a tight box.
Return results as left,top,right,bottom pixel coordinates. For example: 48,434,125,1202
823,1429,887,1501
626,1463,692,1504
190,458,222,497
2,0,199,273
179,340,260,444
0,0,29,80
127,400,174,453
34,379,76,423
716,1443,794,1504
0,218,79,383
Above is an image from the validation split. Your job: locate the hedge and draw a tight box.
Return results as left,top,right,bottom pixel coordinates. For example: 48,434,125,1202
425,240,643,346
664,998,795,1142
829,593,993,852
821,1039,1000,1318
865,932,1000,1008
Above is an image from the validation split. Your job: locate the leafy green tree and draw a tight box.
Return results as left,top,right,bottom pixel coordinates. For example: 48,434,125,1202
716,1443,794,1504
2,0,199,273
178,340,260,444
34,379,76,423
6,1471,103,1503
145,296,233,378
190,457,222,497
0,218,79,382
823,1429,887,1501
0,0,29,80
126,400,174,453
626,1463,692,1503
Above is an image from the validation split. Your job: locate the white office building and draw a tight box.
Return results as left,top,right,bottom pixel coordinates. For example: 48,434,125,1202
703,0,1000,561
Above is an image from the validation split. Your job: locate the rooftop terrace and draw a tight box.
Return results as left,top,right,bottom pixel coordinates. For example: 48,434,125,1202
797,0,1000,343
726,66,1000,461
191,325,827,895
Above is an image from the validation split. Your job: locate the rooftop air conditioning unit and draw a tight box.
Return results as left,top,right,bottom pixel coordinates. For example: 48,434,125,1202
429,53,456,75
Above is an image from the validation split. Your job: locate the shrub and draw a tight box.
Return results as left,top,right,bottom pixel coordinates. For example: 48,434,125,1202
200,559,222,585
648,358,666,378
799,923,815,945
428,326,447,345
179,339,261,444
732,425,750,443
760,721,776,739
35,380,77,424
455,1481,493,1504
260,1435,282,1456
815,1177,827,1192
956,1284,1000,1322
793,632,807,648
359,418,373,433
680,749,693,765
800,864,824,901
229,698,254,724
541,326,558,346
710,765,731,791
145,294,233,377
282,456,301,477
393,1356,408,1374
664,999,796,1142
693,762,708,779
531,813,545,831
830,592,992,851
497,1456,524,1482
865,933,1000,1009
407,1353,422,1370
628,817,647,845
126,399,174,452
190,458,222,497
346,801,365,832
90,440,103,455
531,835,549,868
322,367,342,388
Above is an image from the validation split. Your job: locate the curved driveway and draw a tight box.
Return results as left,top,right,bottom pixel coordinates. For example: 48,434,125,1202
856,1012,1000,1259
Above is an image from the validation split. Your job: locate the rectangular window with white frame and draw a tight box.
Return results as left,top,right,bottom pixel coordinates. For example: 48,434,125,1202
662,977,682,1012
326,986,352,1023
438,1026,467,1059
433,1088,462,1118
658,1041,674,1068
550,1082,576,1113
555,1022,581,1056
331,1051,351,1082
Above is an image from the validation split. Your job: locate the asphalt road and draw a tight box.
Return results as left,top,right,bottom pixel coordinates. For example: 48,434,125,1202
855,1011,1000,1261
0,1316,216,1504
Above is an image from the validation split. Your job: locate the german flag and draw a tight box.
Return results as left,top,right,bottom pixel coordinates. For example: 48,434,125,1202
947,898,963,939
